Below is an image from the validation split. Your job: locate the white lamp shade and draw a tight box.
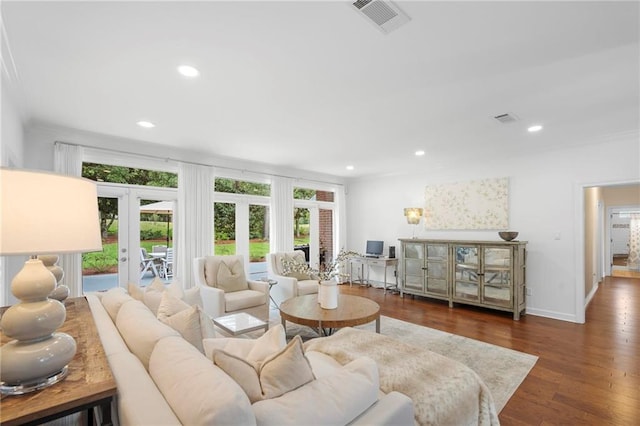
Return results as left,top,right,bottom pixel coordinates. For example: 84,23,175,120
0,168,102,255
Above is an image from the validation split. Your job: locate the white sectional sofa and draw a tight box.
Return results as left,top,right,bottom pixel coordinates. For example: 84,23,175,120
86,288,414,425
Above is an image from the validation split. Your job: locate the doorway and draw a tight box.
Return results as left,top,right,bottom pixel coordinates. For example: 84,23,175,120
82,184,177,292
609,206,640,278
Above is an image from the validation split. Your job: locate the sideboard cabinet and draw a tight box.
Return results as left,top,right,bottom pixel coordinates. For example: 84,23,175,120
399,239,527,320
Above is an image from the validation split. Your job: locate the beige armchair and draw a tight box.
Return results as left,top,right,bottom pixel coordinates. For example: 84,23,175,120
193,255,270,323
266,250,319,306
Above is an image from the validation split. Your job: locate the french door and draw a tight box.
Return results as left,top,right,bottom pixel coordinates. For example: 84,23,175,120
82,184,176,292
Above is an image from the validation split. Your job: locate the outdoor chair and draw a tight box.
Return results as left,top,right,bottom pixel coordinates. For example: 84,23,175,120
193,254,269,322
161,248,174,279
140,248,160,279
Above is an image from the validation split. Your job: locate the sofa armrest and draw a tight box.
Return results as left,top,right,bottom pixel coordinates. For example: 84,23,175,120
268,274,298,305
248,279,269,294
348,391,415,426
198,285,226,318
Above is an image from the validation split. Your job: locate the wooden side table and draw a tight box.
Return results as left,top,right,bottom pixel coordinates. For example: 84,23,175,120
1,297,117,426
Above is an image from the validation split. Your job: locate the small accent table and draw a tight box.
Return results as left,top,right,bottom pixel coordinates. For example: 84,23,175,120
213,312,268,336
261,277,279,308
0,297,117,426
279,294,380,336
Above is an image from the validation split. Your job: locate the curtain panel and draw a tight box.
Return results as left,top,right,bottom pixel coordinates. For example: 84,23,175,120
270,176,294,252
53,142,84,297
176,163,214,288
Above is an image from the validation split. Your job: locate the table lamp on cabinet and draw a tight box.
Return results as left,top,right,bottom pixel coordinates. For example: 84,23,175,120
404,207,424,238
0,168,102,395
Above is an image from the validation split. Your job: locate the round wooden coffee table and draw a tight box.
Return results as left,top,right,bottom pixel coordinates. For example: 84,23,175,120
279,294,380,335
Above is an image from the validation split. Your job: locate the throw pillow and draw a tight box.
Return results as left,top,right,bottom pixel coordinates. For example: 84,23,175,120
282,253,311,280
156,291,190,321
212,335,315,403
166,280,185,300
216,260,248,293
160,303,219,353
203,324,286,365
183,286,202,308
127,282,144,301
143,277,166,315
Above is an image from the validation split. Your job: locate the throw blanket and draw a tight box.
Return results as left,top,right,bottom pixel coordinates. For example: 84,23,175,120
304,328,499,426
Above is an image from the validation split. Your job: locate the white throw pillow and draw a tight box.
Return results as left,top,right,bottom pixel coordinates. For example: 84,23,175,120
252,357,379,426
283,253,311,280
127,282,145,301
203,324,286,365
212,335,315,403
216,260,249,292
143,277,166,315
166,280,185,300
157,292,220,353
183,286,202,308
101,287,134,322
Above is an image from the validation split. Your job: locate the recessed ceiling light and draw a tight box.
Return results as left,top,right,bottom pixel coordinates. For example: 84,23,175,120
137,121,155,128
178,65,199,77
415,150,425,156
528,125,543,132
346,165,355,171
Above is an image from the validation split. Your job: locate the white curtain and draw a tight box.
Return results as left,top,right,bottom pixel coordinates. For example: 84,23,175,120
270,176,294,252
628,213,640,270
176,163,214,288
53,142,84,297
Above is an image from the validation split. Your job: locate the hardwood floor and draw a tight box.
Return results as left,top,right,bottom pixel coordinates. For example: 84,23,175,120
339,276,639,425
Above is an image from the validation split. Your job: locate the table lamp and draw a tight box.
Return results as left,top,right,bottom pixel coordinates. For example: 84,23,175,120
404,207,424,238
0,168,102,395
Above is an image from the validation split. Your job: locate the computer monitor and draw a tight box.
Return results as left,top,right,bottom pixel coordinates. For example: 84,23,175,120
365,240,384,257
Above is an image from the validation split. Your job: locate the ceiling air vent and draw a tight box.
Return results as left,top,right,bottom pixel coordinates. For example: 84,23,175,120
352,0,411,34
493,113,519,124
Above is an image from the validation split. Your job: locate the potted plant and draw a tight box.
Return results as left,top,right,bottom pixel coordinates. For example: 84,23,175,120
282,249,361,309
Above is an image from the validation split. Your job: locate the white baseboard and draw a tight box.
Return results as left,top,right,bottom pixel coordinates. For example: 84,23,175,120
524,307,578,323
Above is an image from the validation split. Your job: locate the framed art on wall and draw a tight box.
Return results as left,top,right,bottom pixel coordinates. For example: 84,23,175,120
424,177,509,230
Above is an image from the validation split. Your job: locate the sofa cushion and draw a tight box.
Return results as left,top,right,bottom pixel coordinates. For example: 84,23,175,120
86,294,130,356
101,287,134,322
217,259,249,292
116,300,180,370
183,286,202,307
225,289,267,312
149,335,256,426
251,357,379,426
108,351,181,426
297,279,320,296
213,335,315,403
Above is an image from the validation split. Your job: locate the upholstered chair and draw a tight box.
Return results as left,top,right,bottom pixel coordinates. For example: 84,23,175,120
193,255,269,322
266,250,319,306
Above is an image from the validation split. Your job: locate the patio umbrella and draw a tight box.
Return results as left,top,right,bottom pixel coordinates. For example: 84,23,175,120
140,201,174,246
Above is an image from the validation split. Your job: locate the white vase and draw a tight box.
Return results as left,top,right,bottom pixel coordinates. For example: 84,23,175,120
318,280,338,309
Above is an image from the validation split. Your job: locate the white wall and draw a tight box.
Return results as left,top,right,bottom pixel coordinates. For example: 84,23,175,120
1,72,26,306
345,136,640,323
1,73,24,167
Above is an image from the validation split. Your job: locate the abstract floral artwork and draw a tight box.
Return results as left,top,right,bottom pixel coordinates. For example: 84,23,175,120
424,178,509,230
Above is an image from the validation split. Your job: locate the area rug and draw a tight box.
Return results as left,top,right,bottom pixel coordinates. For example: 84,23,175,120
268,313,537,413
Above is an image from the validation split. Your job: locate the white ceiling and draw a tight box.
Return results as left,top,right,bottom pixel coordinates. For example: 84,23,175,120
2,1,639,178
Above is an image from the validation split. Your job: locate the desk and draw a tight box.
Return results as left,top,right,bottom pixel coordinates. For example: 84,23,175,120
349,257,399,294
0,297,116,426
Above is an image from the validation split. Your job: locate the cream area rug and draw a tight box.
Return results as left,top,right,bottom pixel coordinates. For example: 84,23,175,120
268,313,537,413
